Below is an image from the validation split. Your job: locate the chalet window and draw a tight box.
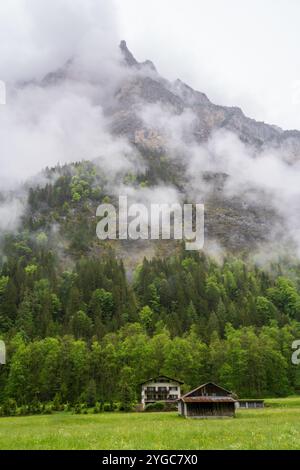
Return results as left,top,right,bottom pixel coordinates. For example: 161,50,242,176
146,394,156,400
158,387,167,391
169,387,178,391
169,394,177,399
146,387,155,392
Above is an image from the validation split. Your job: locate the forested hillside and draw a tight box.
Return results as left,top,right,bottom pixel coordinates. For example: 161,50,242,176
2,38,300,414
1,168,300,410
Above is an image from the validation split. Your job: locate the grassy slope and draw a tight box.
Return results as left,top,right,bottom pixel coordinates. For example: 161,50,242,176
1,398,300,450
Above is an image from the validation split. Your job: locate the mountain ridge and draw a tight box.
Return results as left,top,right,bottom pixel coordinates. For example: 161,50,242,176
7,41,300,256
115,41,300,159
39,40,300,160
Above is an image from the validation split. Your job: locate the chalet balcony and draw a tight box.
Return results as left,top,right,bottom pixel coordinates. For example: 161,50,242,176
145,393,177,401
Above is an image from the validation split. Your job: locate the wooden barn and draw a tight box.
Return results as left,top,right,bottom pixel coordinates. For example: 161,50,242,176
178,382,236,418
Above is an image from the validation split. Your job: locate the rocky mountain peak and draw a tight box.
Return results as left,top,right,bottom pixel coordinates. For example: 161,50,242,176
119,40,157,72
119,40,139,67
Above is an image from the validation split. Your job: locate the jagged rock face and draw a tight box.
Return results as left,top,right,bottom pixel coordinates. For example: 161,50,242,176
120,40,157,72
112,41,300,155
35,41,300,253
120,40,139,67
108,42,297,252
39,40,300,157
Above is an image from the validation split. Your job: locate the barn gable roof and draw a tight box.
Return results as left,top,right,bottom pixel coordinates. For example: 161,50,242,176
140,375,184,385
181,382,233,398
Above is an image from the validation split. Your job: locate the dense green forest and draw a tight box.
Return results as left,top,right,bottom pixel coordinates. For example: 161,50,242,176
1,162,300,413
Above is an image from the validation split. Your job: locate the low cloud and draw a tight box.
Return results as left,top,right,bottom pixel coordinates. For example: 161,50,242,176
136,97,300,257
0,196,26,233
0,0,136,190
1,0,300,261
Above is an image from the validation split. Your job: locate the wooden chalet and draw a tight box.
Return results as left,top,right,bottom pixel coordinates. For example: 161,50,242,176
178,382,236,418
141,375,184,409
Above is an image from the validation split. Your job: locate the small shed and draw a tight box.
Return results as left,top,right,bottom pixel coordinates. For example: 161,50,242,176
236,399,264,409
178,382,236,418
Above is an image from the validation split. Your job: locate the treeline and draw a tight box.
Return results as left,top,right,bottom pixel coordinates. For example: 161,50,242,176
1,242,300,405
2,236,300,403
1,162,300,406
2,235,300,340
134,253,300,336
1,321,300,411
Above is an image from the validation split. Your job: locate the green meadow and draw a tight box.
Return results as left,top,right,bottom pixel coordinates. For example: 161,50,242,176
0,397,300,450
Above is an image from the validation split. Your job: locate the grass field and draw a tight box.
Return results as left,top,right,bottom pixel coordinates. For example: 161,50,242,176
1,398,300,450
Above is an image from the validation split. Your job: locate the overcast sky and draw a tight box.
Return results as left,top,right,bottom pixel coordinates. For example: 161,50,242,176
1,0,300,130
116,0,300,130
2,1,300,251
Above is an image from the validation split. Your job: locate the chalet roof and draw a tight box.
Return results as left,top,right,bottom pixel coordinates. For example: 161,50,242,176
179,396,236,403
140,375,184,385
181,382,233,399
